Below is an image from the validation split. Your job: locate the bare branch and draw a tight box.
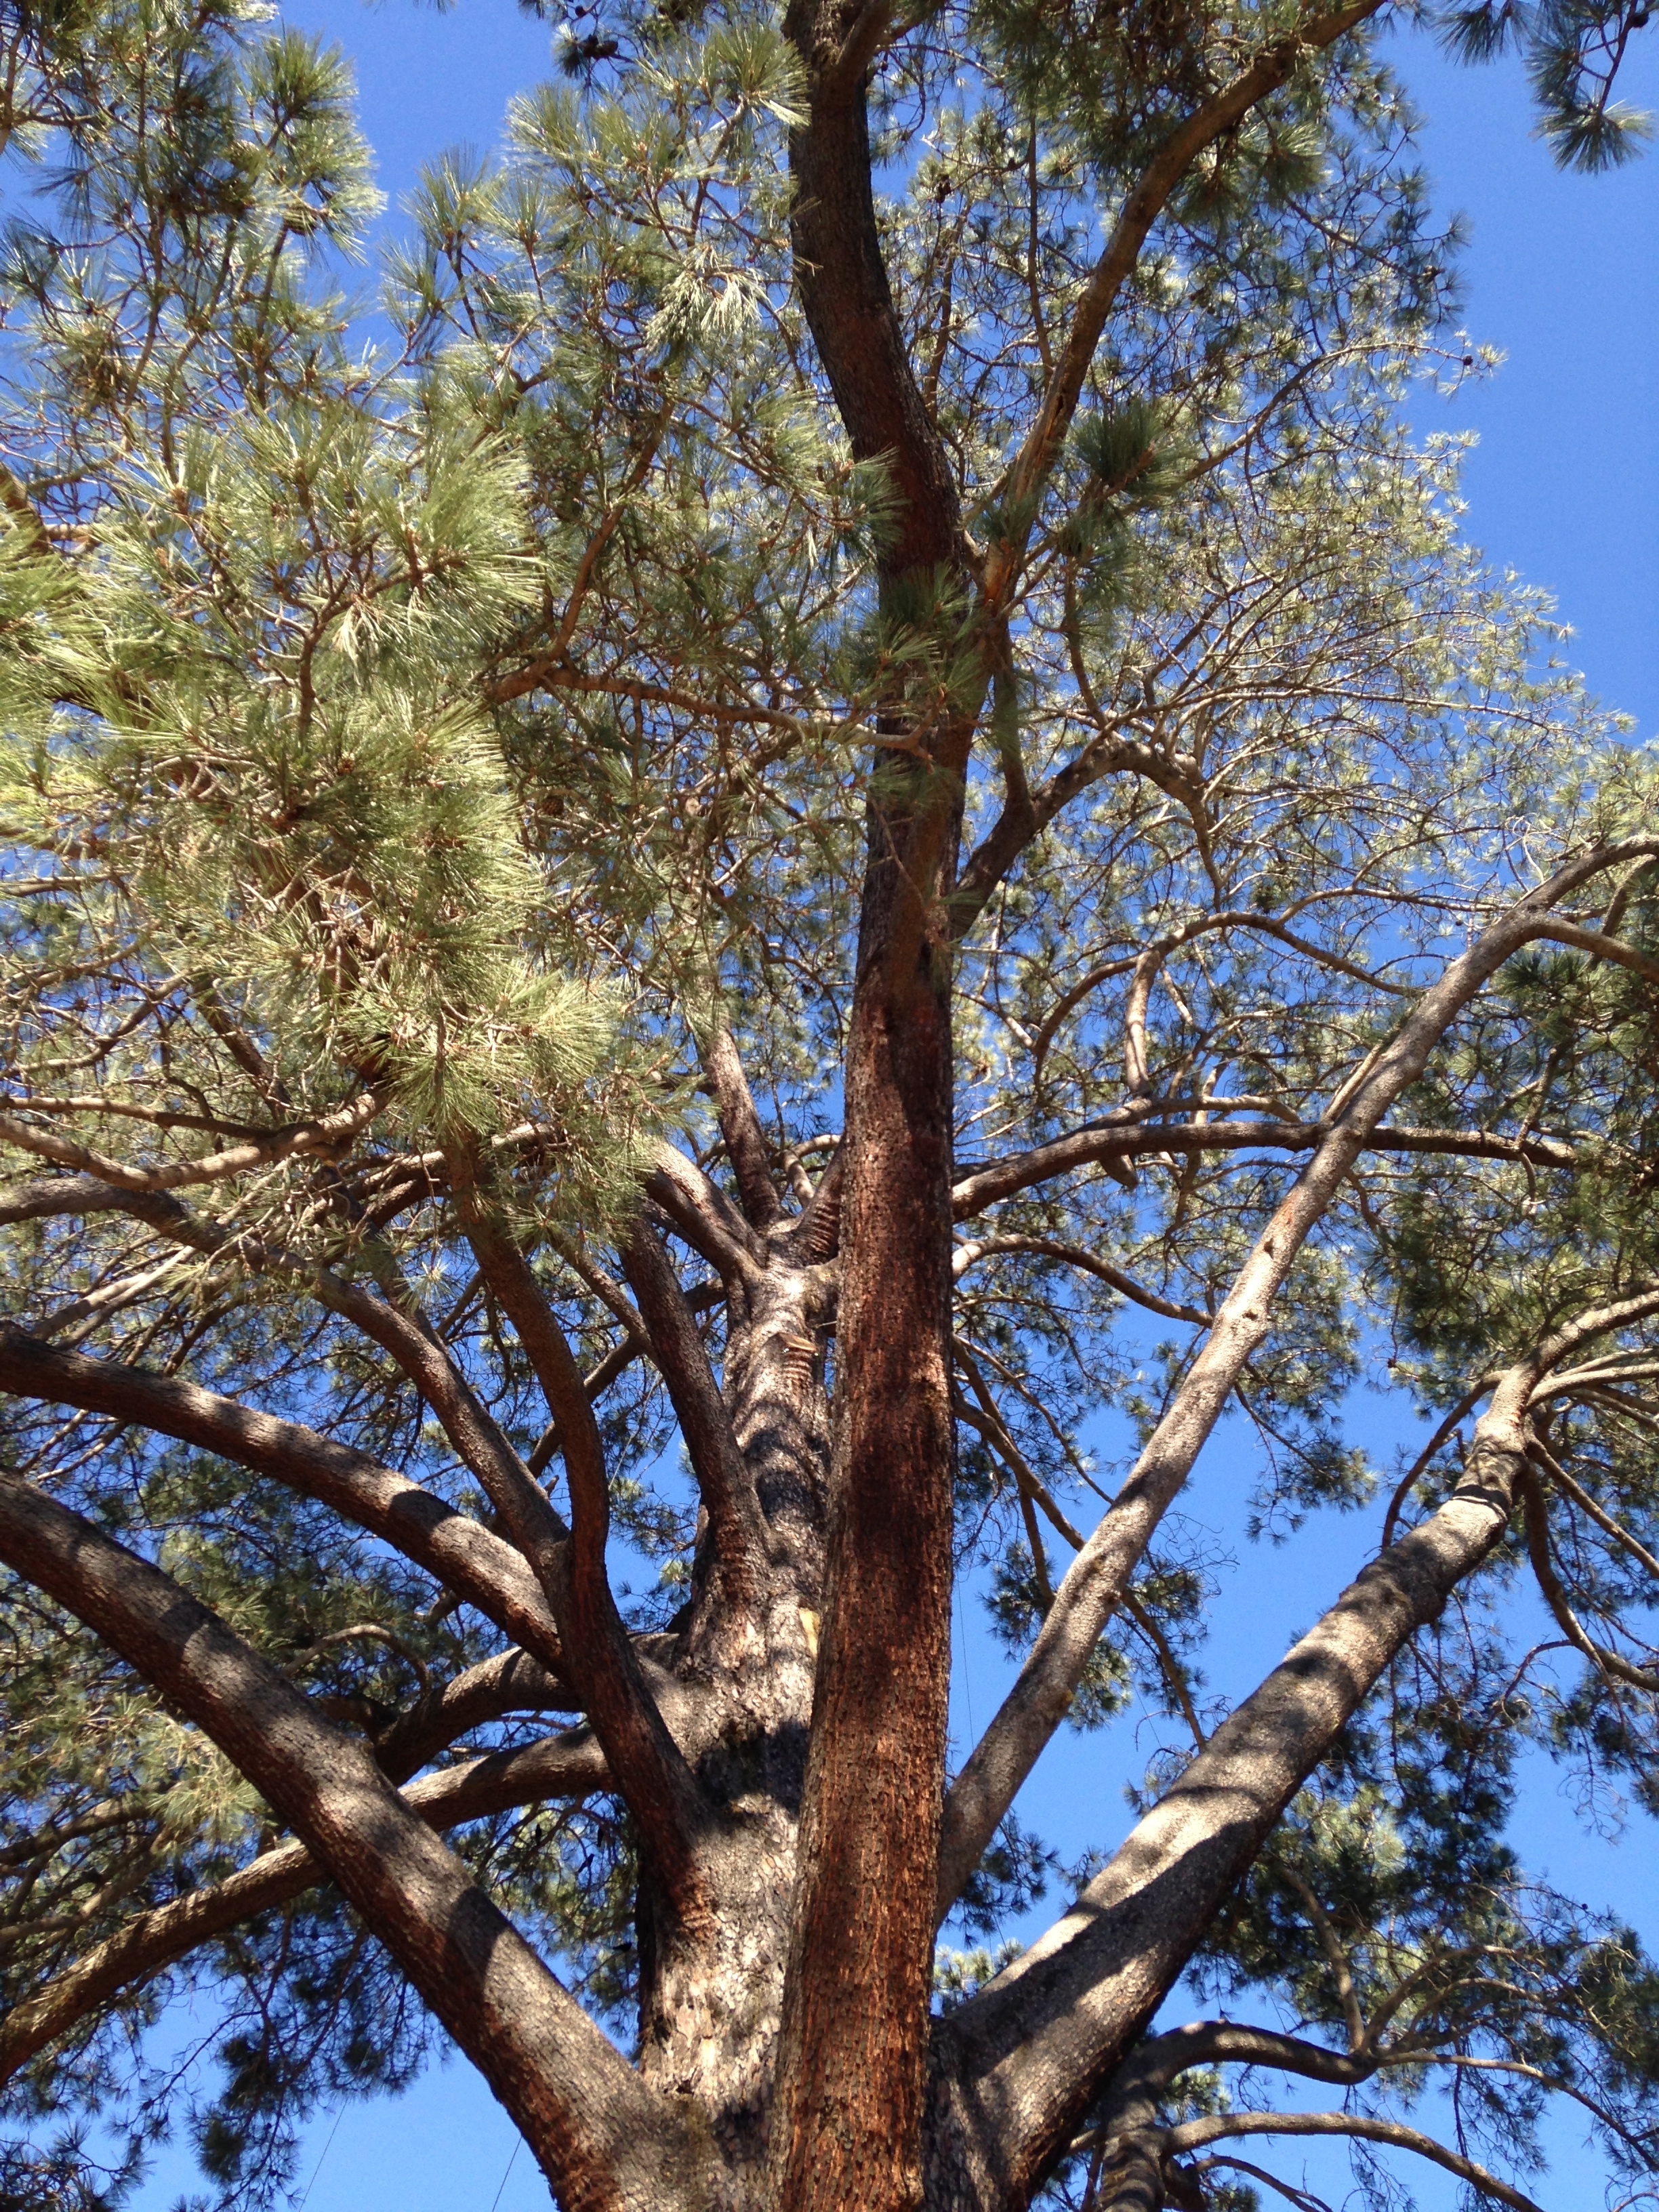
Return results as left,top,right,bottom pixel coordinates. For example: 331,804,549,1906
620,1216,771,1603
447,1151,718,1935
702,1027,783,1229
951,1117,1578,1221
0,1092,383,1194
953,1233,1211,1326
927,1330,1586,2200
1169,2112,1547,2212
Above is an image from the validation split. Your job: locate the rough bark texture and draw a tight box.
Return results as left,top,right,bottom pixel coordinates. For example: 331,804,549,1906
0,1474,693,2212
3,0,1652,2167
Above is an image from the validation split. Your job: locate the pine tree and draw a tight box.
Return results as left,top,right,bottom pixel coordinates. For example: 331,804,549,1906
0,0,1657,2207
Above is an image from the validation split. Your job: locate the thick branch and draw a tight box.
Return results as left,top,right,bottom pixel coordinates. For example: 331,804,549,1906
0,1327,565,1672
702,1027,783,1229
783,0,963,578
375,1650,583,1782
935,1287,1659,2198
642,1142,764,1283
619,1216,770,1602
935,880,1591,1921
0,1474,693,2211
0,1727,609,2088
932,1368,1538,2206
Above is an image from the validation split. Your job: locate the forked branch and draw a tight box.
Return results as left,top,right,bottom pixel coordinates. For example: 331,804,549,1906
0,1472,693,2211
935,840,1659,1917
0,1726,611,2089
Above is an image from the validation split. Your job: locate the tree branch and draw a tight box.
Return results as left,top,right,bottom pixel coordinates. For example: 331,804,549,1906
0,1092,383,1194
0,1473,693,2211
981,0,1388,610
1517,1450,1659,1689
0,1725,610,2089
930,1291,1651,2200
951,1116,1578,1221
953,1233,1211,1326
619,1216,771,1604
642,1143,764,1284
702,1027,783,1229
1170,2112,1546,2212
447,1151,718,1936
935,869,1613,1923
0,1326,566,1673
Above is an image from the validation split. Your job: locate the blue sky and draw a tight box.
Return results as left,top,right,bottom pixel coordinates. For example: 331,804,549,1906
120,8,1659,2209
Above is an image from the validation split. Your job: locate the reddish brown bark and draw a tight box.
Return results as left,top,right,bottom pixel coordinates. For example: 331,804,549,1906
767,7,974,2196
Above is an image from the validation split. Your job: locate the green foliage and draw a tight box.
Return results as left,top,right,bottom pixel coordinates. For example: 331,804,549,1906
0,0,1654,2203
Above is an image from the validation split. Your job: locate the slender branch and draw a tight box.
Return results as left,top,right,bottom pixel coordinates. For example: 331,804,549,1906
982,0,1387,607
1527,1431,1659,1580
1378,1375,1499,1551
1167,2112,1546,2212
951,1116,1578,1221
447,1150,718,1933
953,1232,1211,1326
1279,1867,1366,2054
1517,1452,1659,1689
620,1216,771,1603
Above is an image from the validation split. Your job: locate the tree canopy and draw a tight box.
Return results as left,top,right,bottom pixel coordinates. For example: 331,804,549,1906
0,0,1656,2206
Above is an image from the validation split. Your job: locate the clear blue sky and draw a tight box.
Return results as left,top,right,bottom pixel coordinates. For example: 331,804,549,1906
123,9,1659,2208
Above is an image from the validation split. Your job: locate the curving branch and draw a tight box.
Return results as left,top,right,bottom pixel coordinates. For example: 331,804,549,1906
951,1115,1578,1221
0,1326,567,1672
1170,2112,1547,2212
0,1470,693,2211
642,1142,764,1284
1517,1452,1659,1691
374,1649,583,1782
0,1092,384,1195
952,1233,1211,1326
0,1726,610,2089
1525,1431,1659,1580
447,1149,718,1936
